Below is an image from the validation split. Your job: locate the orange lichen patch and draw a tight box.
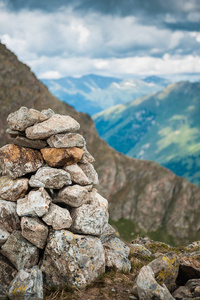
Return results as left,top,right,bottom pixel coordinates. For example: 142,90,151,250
41,147,84,167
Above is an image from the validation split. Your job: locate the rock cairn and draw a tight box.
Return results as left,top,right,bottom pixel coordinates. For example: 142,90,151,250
0,107,131,299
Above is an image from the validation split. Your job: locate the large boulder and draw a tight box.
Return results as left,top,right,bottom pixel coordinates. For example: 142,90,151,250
0,144,44,179
41,230,105,288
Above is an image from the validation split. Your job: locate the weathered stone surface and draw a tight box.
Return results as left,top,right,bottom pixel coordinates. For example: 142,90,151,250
0,199,20,232
41,147,84,167
55,184,92,207
100,223,116,244
7,106,48,131
6,128,25,138
1,231,39,270
0,228,10,245
42,203,72,229
26,114,80,139
0,254,17,300
137,265,175,300
177,257,200,284
78,162,99,185
0,144,44,179
85,189,108,210
79,146,95,164
148,252,179,292
21,217,48,249
63,163,91,185
8,266,43,300
13,135,47,149
103,237,131,272
0,176,29,201
29,166,71,189
71,203,109,236
47,132,85,148
41,108,55,118
17,188,51,217
173,279,200,299
130,244,152,257
172,285,192,299
41,230,105,288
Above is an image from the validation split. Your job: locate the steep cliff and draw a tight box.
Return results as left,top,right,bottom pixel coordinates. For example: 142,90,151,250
0,42,200,244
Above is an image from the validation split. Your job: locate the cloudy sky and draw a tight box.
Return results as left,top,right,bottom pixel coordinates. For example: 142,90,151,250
0,0,200,80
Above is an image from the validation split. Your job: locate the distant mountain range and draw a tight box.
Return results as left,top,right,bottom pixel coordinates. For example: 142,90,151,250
93,81,200,186
42,74,170,115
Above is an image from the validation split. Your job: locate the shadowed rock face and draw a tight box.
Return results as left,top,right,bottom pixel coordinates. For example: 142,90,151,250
0,42,200,243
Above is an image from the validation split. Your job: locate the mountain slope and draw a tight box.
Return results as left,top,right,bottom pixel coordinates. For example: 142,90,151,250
42,74,169,115
0,42,200,245
93,82,200,186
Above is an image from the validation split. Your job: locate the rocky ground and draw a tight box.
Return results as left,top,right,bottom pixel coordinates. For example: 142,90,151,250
44,237,200,300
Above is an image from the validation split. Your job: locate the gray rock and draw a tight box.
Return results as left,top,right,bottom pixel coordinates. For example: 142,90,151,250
130,244,152,257
85,189,108,211
0,199,20,232
55,184,92,207
6,128,25,138
136,265,175,300
172,285,192,299
47,133,85,148
42,203,72,230
17,188,51,218
103,237,131,272
13,136,47,149
148,252,180,292
71,203,109,236
0,254,17,300
7,106,48,131
41,108,55,118
0,144,44,179
41,230,105,288
26,114,80,139
0,176,29,201
78,162,99,185
1,231,39,270
21,217,48,249
79,146,95,164
63,164,91,185
8,266,43,300
29,166,71,189
0,228,10,245
100,223,116,244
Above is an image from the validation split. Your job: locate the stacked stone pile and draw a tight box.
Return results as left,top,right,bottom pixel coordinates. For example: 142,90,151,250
0,107,131,299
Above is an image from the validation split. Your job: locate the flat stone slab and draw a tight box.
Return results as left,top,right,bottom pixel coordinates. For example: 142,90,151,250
7,106,48,131
47,133,85,148
42,203,72,230
8,266,43,300
17,188,51,218
21,217,48,249
26,114,80,139
0,254,17,300
13,136,47,149
1,231,39,270
78,162,99,185
56,184,92,207
6,128,25,138
41,147,84,167
71,203,109,236
0,176,29,201
29,166,71,189
103,237,131,272
41,230,105,288
136,265,175,300
64,164,91,185
0,199,20,233
0,144,44,179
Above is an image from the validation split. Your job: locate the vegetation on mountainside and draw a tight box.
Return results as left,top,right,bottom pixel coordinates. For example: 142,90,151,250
93,82,200,186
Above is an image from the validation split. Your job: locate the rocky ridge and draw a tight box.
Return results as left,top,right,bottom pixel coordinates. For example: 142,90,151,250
0,107,131,299
0,42,200,245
